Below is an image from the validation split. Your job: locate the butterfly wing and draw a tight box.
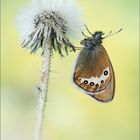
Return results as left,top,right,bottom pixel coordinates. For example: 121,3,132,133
73,45,115,103
89,63,115,102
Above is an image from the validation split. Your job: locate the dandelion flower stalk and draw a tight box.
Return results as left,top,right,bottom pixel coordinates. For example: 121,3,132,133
34,43,51,140
16,0,83,139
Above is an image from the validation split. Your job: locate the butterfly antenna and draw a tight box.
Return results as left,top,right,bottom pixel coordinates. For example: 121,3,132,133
82,32,89,38
103,28,122,39
105,31,112,37
84,25,93,36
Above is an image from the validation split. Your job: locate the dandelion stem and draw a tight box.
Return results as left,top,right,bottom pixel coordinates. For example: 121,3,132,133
34,40,51,140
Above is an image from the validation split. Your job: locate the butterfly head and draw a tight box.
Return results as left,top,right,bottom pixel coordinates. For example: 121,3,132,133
80,31,104,49
92,31,104,41
81,25,122,49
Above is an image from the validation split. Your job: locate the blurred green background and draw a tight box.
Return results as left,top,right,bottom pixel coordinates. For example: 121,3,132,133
1,0,139,140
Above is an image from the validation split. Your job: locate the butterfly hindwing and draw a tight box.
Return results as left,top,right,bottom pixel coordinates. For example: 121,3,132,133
89,64,115,102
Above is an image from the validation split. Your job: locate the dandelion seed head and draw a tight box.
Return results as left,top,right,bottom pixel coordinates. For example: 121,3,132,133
16,0,84,55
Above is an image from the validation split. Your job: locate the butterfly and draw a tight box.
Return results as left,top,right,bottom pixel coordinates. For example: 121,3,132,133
73,26,122,103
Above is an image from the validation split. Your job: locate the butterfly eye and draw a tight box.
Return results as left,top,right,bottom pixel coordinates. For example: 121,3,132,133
104,70,108,76
90,82,94,86
84,80,88,84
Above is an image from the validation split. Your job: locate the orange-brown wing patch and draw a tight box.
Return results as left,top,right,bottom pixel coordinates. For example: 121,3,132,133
74,67,111,93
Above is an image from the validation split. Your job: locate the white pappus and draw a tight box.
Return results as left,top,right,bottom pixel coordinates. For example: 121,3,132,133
16,0,84,55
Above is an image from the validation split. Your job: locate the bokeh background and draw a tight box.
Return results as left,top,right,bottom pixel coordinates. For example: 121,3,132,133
1,0,139,140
